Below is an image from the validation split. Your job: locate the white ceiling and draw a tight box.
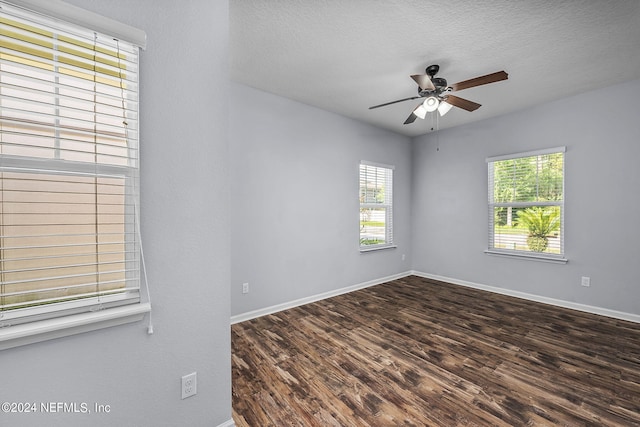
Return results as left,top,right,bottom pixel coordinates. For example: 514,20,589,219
230,0,640,137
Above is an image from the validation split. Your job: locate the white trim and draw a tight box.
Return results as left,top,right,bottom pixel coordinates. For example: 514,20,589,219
360,159,395,170
486,146,566,163
3,0,147,48
216,419,235,427
360,244,397,253
0,303,151,350
484,249,568,264
411,271,640,324
230,271,412,324
491,201,563,208
231,270,640,326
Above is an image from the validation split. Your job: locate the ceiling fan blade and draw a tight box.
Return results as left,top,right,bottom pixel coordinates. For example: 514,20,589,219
404,112,418,124
444,95,481,112
410,74,435,91
450,70,508,92
369,96,421,110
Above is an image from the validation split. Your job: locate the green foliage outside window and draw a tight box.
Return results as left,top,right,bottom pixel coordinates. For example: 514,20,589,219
490,151,564,254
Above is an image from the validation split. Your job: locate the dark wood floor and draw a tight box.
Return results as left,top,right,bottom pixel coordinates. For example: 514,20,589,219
231,275,640,426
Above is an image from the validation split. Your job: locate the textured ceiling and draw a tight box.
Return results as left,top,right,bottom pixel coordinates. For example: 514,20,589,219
230,0,640,137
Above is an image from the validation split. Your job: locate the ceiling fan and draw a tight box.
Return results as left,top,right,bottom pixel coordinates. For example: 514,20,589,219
369,65,508,124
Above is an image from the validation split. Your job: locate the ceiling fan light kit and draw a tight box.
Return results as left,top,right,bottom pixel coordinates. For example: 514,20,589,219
423,96,439,112
413,104,428,120
369,65,508,124
437,100,453,116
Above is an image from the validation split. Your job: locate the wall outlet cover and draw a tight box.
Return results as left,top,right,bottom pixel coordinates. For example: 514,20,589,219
182,372,197,399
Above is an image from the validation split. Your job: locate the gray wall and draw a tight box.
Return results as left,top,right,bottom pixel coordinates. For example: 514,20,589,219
230,83,412,316
411,79,640,315
3,2,638,424
1,1,232,426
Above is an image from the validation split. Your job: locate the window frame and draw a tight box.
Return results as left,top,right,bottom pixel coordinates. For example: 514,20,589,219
0,0,149,350
359,160,395,252
485,146,567,263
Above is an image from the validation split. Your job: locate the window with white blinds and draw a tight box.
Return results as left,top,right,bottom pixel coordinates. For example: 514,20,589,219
0,1,143,328
487,147,566,261
359,161,394,251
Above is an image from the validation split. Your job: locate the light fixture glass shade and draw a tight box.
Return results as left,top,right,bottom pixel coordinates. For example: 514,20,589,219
423,96,439,112
413,104,428,119
438,100,453,116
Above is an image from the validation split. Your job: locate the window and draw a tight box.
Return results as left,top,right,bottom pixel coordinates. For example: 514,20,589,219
0,1,148,348
359,161,394,251
487,147,566,261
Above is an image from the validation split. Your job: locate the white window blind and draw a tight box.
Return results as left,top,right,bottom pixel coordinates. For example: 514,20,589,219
359,161,393,250
487,147,565,261
0,1,143,329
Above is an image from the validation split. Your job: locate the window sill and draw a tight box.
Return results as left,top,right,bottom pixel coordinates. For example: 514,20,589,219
360,244,397,253
0,303,151,351
485,249,568,264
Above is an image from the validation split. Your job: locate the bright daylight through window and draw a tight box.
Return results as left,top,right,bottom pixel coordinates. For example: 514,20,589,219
0,1,144,336
487,147,565,261
359,161,393,251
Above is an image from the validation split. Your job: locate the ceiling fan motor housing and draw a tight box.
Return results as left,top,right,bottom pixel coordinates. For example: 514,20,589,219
432,77,447,89
418,77,449,97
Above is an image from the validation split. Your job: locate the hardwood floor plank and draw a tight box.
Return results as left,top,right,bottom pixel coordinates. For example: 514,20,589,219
232,276,640,426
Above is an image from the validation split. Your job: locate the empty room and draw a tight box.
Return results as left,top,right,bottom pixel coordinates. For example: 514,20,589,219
229,1,640,425
1,1,639,427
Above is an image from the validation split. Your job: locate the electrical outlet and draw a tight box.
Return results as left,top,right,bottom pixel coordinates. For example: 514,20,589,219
581,276,590,287
181,372,197,399
402,254,406,261
242,282,249,294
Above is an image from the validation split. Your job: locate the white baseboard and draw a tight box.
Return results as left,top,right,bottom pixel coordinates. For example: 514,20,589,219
411,270,640,324
230,271,413,324
217,418,235,427
230,270,640,325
